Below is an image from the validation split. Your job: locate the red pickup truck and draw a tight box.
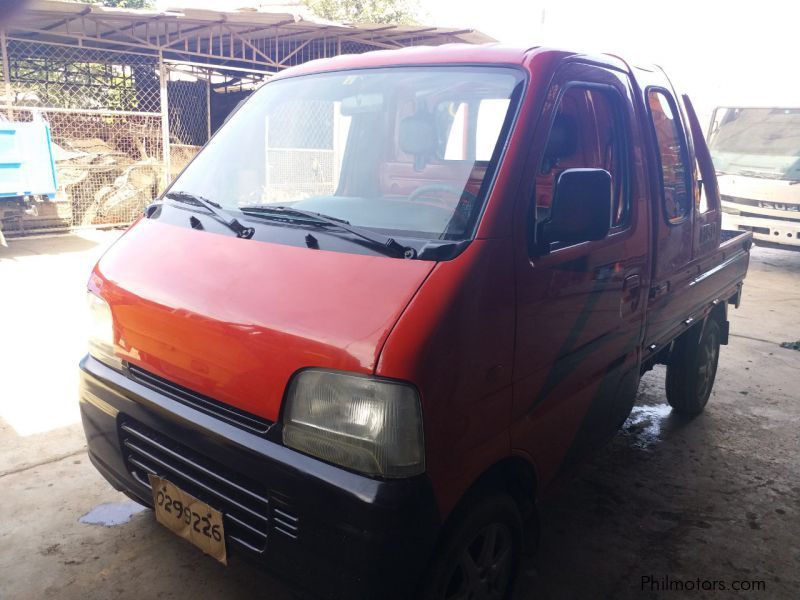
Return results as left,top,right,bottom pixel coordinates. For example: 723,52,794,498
80,45,751,599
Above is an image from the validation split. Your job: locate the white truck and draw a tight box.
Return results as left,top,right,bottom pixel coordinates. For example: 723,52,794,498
709,107,800,250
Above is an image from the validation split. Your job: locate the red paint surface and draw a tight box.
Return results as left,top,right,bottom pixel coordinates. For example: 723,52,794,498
91,218,434,422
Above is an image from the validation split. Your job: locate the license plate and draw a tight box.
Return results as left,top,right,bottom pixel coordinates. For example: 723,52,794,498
148,474,227,565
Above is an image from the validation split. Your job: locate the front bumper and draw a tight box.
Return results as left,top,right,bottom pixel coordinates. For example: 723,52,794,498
722,212,800,248
79,356,440,599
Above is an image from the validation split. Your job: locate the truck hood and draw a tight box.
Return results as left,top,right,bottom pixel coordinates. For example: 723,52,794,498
91,218,435,423
718,174,800,205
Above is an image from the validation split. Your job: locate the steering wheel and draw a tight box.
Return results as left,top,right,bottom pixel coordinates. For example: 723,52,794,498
407,183,477,207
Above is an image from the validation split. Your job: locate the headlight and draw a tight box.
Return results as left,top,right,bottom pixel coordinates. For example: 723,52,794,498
282,370,424,478
87,291,122,370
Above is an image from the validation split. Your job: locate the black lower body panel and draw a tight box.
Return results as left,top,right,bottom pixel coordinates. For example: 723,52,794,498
79,356,440,599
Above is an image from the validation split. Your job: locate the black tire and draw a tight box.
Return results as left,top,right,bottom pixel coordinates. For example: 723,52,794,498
419,494,522,600
666,318,721,415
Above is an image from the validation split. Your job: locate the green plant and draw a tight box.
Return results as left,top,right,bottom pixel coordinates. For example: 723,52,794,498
303,0,419,24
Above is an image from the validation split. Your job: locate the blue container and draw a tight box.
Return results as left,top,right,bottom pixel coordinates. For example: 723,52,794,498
0,121,58,199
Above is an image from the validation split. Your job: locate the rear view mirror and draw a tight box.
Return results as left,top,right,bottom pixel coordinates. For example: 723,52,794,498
538,168,612,252
341,93,384,115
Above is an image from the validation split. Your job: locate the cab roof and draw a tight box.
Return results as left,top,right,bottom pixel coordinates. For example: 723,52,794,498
274,43,631,80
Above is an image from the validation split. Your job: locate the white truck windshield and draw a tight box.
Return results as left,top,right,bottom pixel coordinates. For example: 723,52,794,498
709,107,800,181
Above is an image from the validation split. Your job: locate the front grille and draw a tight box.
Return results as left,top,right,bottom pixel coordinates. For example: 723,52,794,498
739,211,800,223
120,419,300,553
721,194,800,213
127,365,272,435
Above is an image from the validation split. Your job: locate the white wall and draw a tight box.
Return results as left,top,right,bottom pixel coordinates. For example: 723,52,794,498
426,0,799,125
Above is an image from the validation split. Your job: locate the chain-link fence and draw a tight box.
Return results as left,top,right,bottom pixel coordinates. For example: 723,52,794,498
0,28,449,236
263,99,341,202
164,63,267,181
5,40,161,112
0,39,164,235
0,38,273,235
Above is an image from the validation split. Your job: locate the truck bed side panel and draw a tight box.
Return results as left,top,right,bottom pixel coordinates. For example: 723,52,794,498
644,230,751,351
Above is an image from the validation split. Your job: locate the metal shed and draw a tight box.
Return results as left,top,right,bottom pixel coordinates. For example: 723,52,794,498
0,0,491,235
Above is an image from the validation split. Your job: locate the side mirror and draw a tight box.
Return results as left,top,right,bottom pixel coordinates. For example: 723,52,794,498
538,168,612,252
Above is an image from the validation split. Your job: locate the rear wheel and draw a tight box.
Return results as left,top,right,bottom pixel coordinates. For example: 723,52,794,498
420,494,522,600
666,318,721,415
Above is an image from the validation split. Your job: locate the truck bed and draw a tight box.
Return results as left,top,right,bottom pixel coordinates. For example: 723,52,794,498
720,228,752,245
700,229,752,308
644,229,752,354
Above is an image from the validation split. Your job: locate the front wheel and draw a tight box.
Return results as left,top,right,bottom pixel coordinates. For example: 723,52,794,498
420,494,522,600
666,318,721,415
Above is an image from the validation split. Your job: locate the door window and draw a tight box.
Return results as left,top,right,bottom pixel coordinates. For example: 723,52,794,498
696,159,710,213
647,90,692,223
536,85,629,228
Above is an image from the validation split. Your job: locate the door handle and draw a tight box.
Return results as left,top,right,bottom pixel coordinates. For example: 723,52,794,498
649,281,670,300
621,274,642,316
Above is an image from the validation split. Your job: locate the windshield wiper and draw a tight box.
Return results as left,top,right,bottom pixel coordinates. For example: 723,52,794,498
163,191,254,239
239,205,416,259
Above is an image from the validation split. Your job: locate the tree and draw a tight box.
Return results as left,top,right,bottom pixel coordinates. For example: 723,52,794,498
302,0,419,24
67,0,155,8
102,0,154,7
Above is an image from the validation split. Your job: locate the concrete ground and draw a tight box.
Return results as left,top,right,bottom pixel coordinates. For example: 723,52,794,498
1,233,798,599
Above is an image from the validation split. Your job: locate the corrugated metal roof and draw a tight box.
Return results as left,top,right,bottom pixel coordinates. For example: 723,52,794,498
6,0,494,60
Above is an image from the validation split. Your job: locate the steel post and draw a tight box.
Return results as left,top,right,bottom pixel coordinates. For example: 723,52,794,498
158,51,171,189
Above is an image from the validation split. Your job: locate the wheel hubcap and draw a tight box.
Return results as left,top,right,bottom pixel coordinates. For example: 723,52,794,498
697,330,719,399
442,523,513,600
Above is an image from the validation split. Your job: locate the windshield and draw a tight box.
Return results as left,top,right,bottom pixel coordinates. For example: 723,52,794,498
168,66,524,241
708,107,800,181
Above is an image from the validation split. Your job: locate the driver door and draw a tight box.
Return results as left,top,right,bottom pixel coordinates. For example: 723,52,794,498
510,61,650,485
